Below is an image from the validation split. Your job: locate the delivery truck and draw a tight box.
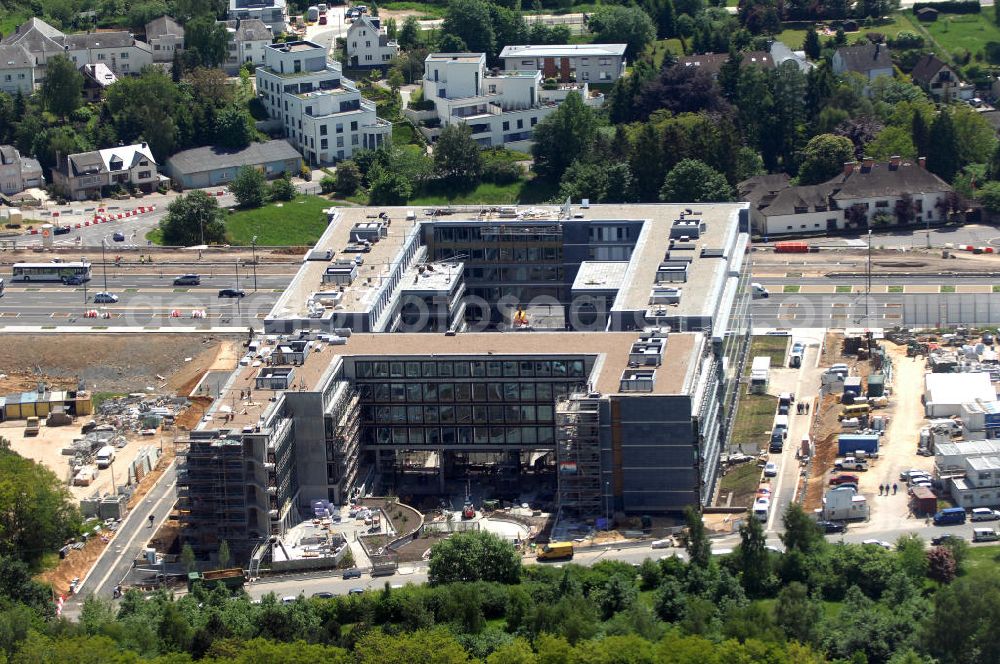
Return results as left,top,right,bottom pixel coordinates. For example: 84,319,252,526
537,542,574,560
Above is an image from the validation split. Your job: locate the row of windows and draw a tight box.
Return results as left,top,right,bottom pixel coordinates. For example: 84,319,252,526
360,381,574,404
431,246,562,263
431,226,563,245
363,403,555,425
355,359,587,380
366,425,556,446
500,117,538,132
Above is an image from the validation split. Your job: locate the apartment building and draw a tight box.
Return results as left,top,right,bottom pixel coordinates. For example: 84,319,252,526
499,43,627,83
1,17,152,81
220,18,272,74
422,52,604,150
178,203,753,563
0,44,35,94
229,0,288,34
256,41,390,165
346,14,399,68
52,143,158,201
145,15,184,63
0,145,43,195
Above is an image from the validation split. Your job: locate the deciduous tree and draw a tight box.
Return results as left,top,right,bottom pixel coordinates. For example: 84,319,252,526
433,124,483,184
659,159,733,202
532,92,596,182
161,190,227,245
797,133,854,185
230,165,269,209
428,531,520,585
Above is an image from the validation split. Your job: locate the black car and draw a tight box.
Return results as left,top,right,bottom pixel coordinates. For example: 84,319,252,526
62,274,87,285
311,591,335,599
173,274,201,286
818,520,847,533
342,568,362,579
53,225,71,235
931,534,965,546
112,232,126,242
218,288,246,298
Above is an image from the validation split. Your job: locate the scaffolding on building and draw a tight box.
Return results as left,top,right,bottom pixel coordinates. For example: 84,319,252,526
555,392,602,516
328,384,362,502
175,436,250,556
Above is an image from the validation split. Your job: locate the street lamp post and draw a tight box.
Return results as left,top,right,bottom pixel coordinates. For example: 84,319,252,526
235,259,241,317
251,235,258,293
100,240,109,292
81,255,88,304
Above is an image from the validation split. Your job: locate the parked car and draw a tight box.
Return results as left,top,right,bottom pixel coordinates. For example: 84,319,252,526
861,539,892,550
931,534,965,546
829,474,860,486
973,528,1000,542
311,591,335,599
899,468,926,481
831,483,858,493
818,520,847,533
93,292,118,303
971,507,1000,522
764,462,778,477
343,568,362,579
112,232,125,242
62,274,86,285
53,225,71,235
218,288,246,298
651,538,673,549
933,507,967,526
173,274,201,286
281,595,297,604
348,588,364,595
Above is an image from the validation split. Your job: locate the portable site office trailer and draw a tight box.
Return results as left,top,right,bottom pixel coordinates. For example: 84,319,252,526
750,356,771,394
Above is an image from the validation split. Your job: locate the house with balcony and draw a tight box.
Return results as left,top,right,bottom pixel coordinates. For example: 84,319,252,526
743,157,954,237
421,52,603,151
256,41,391,165
220,18,272,74
346,14,399,69
229,0,288,34
52,143,158,201
499,44,626,83
911,54,973,102
145,15,184,63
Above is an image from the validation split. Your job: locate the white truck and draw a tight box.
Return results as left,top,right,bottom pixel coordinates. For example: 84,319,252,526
834,456,869,472
749,356,771,394
96,445,115,469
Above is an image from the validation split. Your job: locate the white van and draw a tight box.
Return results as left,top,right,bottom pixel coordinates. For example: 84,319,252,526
973,527,1000,542
971,507,1000,522
751,283,769,299
753,497,770,522
95,445,115,469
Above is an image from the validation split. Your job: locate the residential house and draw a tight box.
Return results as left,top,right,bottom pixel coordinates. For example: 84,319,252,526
0,44,34,94
255,41,390,165
165,140,302,189
220,18,272,74
499,43,627,83
832,43,894,81
910,54,973,101
677,50,774,78
769,41,814,73
1,17,153,81
0,145,43,195
52,143,158,201
745,157,954,236
80,63,117,102
229,0,287,34
346,15,399,69
145,16,184,63
422,52,604,151
916,7,938,21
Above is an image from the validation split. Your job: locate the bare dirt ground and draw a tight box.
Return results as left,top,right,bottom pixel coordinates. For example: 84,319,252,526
0,334,240,393
754,247,1000,275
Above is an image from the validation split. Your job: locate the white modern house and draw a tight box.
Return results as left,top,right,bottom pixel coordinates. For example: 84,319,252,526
221,18,272,74
0,145,43,195
145,16,184,63
229,0,288,34
499,43,627,83
256,41,391,165
741,157,955,237
1,17,152,81
421,52,603,151
949,455,1000,508
832,43,894,81
0,44,34,94
346,15,398,69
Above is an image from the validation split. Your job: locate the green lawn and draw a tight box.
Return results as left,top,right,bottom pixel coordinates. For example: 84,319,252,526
717,462,762,507
783,285,800,293
775,14,917,50
889,285,904,293
225,195,333,246
940,285,956,293
392,122,423,148
382,1,447,18
748,335,789,367
408,178,559,206
0,11,28,37
922,12,1000,56
963,544,1000,576
730,392,779,450
836,285,852,293
646,39,686,69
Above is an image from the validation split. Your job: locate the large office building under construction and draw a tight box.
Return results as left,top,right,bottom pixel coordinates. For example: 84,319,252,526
176,203,753,562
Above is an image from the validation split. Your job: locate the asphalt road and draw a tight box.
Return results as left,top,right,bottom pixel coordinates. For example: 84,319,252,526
0,265,295,328
769,223,1000,250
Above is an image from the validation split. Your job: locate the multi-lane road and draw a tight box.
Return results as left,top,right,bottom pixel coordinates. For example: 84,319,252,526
0,263,297,328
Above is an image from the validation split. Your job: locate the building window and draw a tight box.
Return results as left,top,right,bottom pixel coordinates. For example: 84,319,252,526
581,71,589,80
321,138,328,149
351,121,358,131
320,125,327,135
489,84,496,93
875,200,889,208
337,136,344,147
352,135,358,145
305,106,313,115
121,52,128,58
502,121,509,131
530,116,537,126
517,119,523,129
336,123,343,133
138,171,150,179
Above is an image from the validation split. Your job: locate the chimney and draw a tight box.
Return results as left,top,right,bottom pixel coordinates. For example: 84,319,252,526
843,161,856,175
918,156,926,169
862,157,874,171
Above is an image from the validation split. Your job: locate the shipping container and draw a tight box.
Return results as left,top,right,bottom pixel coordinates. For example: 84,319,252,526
867,374,885,397
837,434,880,456
774,241,809,253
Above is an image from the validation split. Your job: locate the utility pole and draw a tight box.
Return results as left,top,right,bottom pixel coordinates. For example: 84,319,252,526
866,229,872,328
81,255,88,304
100,240,109,292
235,259,241,317
251,235,258,292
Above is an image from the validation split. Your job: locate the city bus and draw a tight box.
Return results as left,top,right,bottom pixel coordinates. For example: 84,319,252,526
11,261,92,283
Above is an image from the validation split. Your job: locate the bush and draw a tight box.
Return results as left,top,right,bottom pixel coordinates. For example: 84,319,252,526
335,161,362,196
269,176,297,202
320,175,336,194
483,160,524,185
889,31,925,49
912,0,980,13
